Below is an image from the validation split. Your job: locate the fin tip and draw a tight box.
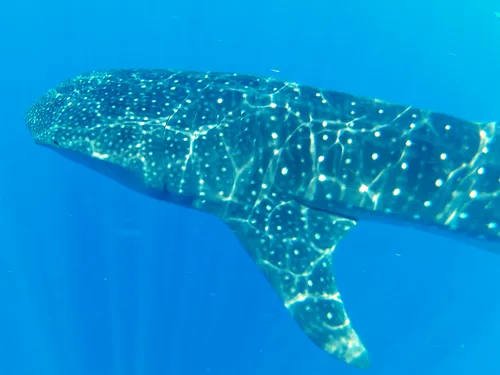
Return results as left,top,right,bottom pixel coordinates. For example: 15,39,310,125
349,349,370,369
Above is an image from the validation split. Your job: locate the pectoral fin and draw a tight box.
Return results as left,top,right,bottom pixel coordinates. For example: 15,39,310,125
224,198,369,368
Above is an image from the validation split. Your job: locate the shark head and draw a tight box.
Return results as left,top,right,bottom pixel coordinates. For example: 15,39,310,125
25,71,198,205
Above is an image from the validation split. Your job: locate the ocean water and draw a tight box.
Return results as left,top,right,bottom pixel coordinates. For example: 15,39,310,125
1,1,500,374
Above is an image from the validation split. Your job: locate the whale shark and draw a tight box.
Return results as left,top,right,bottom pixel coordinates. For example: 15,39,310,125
25,69,499,368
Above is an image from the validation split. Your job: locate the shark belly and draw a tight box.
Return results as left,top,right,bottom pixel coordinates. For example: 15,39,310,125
25,69,500,368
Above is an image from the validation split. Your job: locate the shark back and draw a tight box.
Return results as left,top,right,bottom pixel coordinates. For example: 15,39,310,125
261,84,500,244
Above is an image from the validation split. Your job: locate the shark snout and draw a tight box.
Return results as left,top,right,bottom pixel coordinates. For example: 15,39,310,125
25,89,62,144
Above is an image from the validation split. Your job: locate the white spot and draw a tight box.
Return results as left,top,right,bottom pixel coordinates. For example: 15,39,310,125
359,184,369,193
374,131,381,137
487,222,497,229
445,125,451,130
469,190,478,199
401,162,408,170
281,167,288,175
372,153,379,160
217,98,223,103
92,152,109,160
322,121,327,127
435,179,443,187
406,140,412,146
477,167,485,175
393,188,401,196
318,156,325,162
480,130,487,138
271,132,278,139
440,153,447,160
318,174,326,182
270,102,277,108
424,201,432,207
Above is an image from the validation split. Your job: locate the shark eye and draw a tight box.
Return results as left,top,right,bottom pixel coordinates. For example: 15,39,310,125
53,140,60,146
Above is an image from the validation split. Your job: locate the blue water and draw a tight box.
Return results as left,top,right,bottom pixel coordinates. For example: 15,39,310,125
1,1,500,374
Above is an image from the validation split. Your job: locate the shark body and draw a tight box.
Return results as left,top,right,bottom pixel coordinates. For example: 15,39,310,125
25,69,500,367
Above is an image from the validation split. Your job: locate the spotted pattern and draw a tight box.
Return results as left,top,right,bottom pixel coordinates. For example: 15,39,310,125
25,69,500,367
227,199,368,366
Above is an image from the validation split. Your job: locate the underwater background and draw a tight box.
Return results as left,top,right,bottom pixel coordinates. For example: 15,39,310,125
1,0,500,374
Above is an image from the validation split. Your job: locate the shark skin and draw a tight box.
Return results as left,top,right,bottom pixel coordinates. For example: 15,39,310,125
25,69,500,368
